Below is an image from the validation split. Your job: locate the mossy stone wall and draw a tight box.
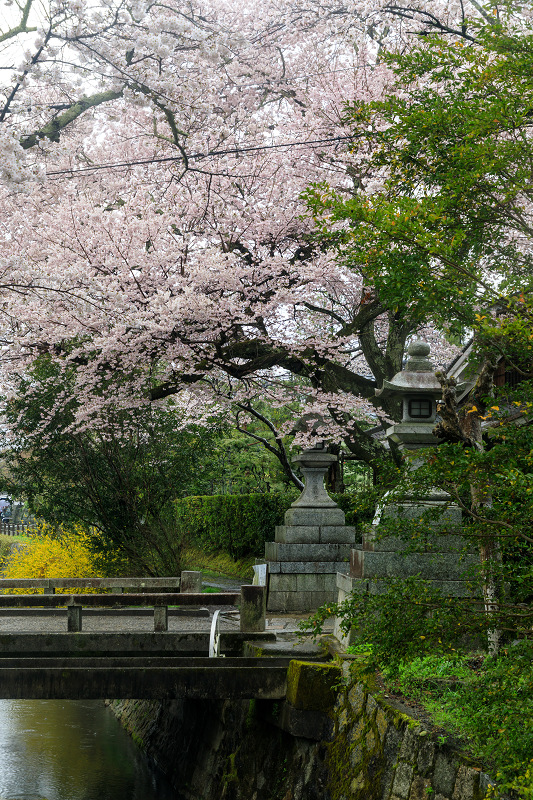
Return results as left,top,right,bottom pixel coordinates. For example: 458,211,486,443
327,660,494,800
108,662,496,800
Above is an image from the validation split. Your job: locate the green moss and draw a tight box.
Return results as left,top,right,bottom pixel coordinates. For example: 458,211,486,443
222,752,239,788
245,644,265,657
245,699,257,730
131,732,144,748
286,660,341,713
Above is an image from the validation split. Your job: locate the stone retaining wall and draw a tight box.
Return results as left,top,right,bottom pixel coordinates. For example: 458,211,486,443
108,658,497,800
327,659,494,800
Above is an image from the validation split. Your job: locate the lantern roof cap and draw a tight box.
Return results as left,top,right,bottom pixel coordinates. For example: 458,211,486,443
375,340,442,399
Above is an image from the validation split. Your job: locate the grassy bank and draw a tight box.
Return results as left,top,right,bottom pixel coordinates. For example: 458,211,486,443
181,547,255,581
372,647,533,799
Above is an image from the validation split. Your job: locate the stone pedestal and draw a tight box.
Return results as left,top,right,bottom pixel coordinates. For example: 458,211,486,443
265,448,357,612
333,341,479,634
339,495,479,602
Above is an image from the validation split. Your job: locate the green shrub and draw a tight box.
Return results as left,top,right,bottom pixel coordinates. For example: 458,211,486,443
174,492,293,558
174,490,371,558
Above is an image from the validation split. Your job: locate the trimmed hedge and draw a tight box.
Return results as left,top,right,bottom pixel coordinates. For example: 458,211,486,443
174,491,373,559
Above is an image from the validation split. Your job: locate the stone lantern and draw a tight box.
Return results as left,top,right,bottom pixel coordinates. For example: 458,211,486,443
263,443,356,612
375,340,443,452
334,338,477,643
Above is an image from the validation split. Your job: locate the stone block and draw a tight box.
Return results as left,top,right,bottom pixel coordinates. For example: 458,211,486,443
240,585,266,632
351,548,364,577
452,765,481,800
380,766,396,800
267,561,281,573
284,590,334,612
383,724,403,762
409,776,431,800
180,571,202,593
349,715,366,743
337,572,354,594
334,616,356,647
357,550,478,581
349,741,363,768
417,735,435,777
365,578,478,598
266,590,290,611
279,561,350,574
268,573,298,592
276,702,334,741
364,528,473,554
320,525,357,544
153,605,168,632
433,753,458,796
399,726,419,762
392,763,414,799
284,507,345,527
265,542,352,562
284,591,313,612
286,660,341,711
366,694,378,716
375,708,388,741
380,502,462,526
275,525,320,544
296,573,327,592
67,604,82,632
347,683,366,716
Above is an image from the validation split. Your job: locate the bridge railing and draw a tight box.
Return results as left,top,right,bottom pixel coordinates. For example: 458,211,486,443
0,576,182,594
0,581,266,634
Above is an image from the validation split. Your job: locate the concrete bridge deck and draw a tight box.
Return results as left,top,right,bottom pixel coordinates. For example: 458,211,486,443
0,626,328,699
0,656,292,700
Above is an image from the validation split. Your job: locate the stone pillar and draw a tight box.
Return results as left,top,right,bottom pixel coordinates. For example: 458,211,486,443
240,585,266,632
67,604,82,632
180,571,202,593
265,446,356,612
154,605,168,632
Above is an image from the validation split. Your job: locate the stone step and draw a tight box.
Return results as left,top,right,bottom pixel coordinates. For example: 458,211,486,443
265,542,352,562
346,576,480,598
267,590,333,612
377,502,462,526
268,561,350,575
284,508,345,527
350,549,479,581
269,572,337,593
362,528,476,553
275,525,357,545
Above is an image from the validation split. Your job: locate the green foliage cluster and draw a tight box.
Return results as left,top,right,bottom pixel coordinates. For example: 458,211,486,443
0,355,225,575
181,546,256,580
384,646,533,800
175,492,295,558
301,576,490,667
174,490,372,558
303,584,533,797
305,18,533,339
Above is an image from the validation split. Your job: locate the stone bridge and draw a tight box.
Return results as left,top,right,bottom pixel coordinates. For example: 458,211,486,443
0,577,324,700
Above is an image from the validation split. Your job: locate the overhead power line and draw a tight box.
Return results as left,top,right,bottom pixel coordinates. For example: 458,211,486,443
45,134,356,178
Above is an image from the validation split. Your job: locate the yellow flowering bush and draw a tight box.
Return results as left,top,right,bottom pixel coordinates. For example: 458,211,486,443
1,522,102,594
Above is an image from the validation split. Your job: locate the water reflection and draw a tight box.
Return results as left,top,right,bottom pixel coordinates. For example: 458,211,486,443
0,700,178,800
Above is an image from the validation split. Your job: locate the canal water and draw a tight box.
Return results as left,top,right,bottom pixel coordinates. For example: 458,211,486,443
0,699,178,800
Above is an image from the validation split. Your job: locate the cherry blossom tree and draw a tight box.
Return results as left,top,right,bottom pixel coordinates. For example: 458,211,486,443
0,0,514,473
